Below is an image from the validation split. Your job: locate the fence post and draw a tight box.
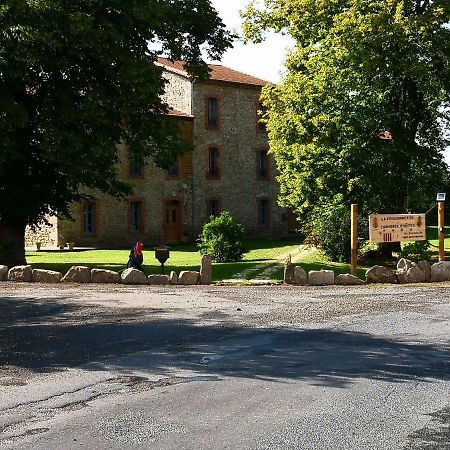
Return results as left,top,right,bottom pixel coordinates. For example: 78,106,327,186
351,204,358,275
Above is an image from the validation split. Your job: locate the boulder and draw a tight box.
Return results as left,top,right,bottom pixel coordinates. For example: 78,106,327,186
91,269,120,284
417,261,431,282
335,274,365,285
147,274,170,285
169,271,178,285
200,254,212,285
8,265,32,282
120,268,147,285
62,266,91,283
292,266,307,286
404,265,428,283
430,261,450,282
396,260,430,284
32,269,62,283
283,254,294,284
365,265,397,284
397,258,414,272
308,270,335,286
0,265,8,281
178,271,200,285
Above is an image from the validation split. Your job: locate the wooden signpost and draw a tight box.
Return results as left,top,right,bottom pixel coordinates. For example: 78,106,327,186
351,204,358,275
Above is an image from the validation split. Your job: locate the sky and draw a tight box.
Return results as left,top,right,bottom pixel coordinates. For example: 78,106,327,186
208,0,293,83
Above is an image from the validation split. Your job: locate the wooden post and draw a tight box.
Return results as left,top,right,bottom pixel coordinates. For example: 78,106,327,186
351,204,358,275
438,201,445,261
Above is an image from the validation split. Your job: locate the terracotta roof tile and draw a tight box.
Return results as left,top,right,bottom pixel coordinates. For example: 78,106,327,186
156,58,269,87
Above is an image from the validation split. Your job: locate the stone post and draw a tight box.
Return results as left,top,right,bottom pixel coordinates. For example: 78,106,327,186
200,254,212,285
284,254,294,284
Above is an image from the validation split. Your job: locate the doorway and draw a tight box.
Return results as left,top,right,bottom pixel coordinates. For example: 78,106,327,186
164,200,181,243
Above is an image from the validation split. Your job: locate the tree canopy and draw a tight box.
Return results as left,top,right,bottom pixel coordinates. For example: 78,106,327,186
0,0,232,266
243,0,450,260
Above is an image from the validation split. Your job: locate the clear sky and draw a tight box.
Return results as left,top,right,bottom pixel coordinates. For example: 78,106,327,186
208,0,293,83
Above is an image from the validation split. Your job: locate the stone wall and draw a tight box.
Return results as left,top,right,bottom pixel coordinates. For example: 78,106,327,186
55,71,288,247
58,140,195,248
160,71,192,115
25,216,58,248
191,81,287,237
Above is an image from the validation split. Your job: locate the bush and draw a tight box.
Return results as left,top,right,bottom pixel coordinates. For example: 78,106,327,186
197,211,246,262
400,240,432,262
306,199,351,262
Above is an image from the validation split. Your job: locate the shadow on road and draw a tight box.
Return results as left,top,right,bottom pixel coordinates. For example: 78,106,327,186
0,295,448,388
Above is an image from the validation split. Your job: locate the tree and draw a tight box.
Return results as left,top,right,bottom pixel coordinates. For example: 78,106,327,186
0,0,232,266
243,0,450,260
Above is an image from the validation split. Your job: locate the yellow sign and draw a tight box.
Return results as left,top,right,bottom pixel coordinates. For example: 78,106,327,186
369,214,426,243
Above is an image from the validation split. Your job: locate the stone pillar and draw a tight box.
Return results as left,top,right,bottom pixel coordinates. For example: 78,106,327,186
200,254,212,285
284,254,294,284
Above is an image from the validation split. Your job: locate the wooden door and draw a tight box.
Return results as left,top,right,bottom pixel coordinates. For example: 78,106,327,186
164,201,181,243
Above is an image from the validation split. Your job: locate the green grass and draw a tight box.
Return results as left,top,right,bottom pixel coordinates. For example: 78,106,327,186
26,238,302,282
26,231,450,283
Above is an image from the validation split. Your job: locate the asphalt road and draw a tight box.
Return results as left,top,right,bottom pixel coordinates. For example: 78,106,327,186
0,282,449,449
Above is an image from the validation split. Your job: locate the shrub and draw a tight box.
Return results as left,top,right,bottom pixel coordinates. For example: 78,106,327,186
305,196,369,263
197,211,246,262
400,240,432,262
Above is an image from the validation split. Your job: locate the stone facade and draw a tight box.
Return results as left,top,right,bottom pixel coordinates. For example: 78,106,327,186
47,60,288,247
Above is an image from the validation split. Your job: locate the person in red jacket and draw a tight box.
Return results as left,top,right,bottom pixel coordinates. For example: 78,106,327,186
127,241,144,272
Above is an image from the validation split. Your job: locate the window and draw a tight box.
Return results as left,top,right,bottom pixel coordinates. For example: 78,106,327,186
167,160,180,178
208,199,221,218
129,201,143,233
257,198,270,228
257,150,269,179
257,101,267,132
130,151,143,177
207,97,219,129
207,146,220,178
82,202,96,236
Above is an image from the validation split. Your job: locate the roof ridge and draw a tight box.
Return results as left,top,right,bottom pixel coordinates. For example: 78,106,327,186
156,57,270,86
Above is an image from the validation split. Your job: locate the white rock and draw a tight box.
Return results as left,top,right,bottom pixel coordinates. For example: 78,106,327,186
32,269,62,283
8,265,32,282
0,265,8,281
293,266,307,286
147,274,170,285
62,266,91,283
335,274,365,285
178,271,200,285
308,270,335,286
121,268,147,284
430,261,450,282
200,255,212,285
169,271,178,285
366,266,397,284
91,269,120,284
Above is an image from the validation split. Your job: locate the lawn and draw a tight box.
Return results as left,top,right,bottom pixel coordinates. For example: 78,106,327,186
26,230,450,283
26,238,303,282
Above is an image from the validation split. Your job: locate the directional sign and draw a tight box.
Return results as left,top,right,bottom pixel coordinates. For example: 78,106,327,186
369,214,426,243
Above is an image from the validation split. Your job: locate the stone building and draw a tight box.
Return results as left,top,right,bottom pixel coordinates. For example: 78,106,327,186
27,60,294,248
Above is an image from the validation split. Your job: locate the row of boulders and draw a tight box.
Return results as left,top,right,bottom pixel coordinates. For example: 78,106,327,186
284,256,450,286
284,264,364,286
366,258,450,284
0,255,213,286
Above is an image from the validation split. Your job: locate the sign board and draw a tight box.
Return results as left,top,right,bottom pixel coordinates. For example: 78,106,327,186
369,214,426,243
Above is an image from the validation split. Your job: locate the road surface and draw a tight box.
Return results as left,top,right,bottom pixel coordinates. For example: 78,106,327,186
0,282,449,449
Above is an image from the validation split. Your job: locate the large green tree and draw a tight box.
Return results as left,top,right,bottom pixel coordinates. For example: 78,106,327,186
0,0,232,266
243,0,450,260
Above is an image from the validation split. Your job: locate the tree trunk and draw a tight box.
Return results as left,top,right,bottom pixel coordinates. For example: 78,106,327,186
0,217,27,267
